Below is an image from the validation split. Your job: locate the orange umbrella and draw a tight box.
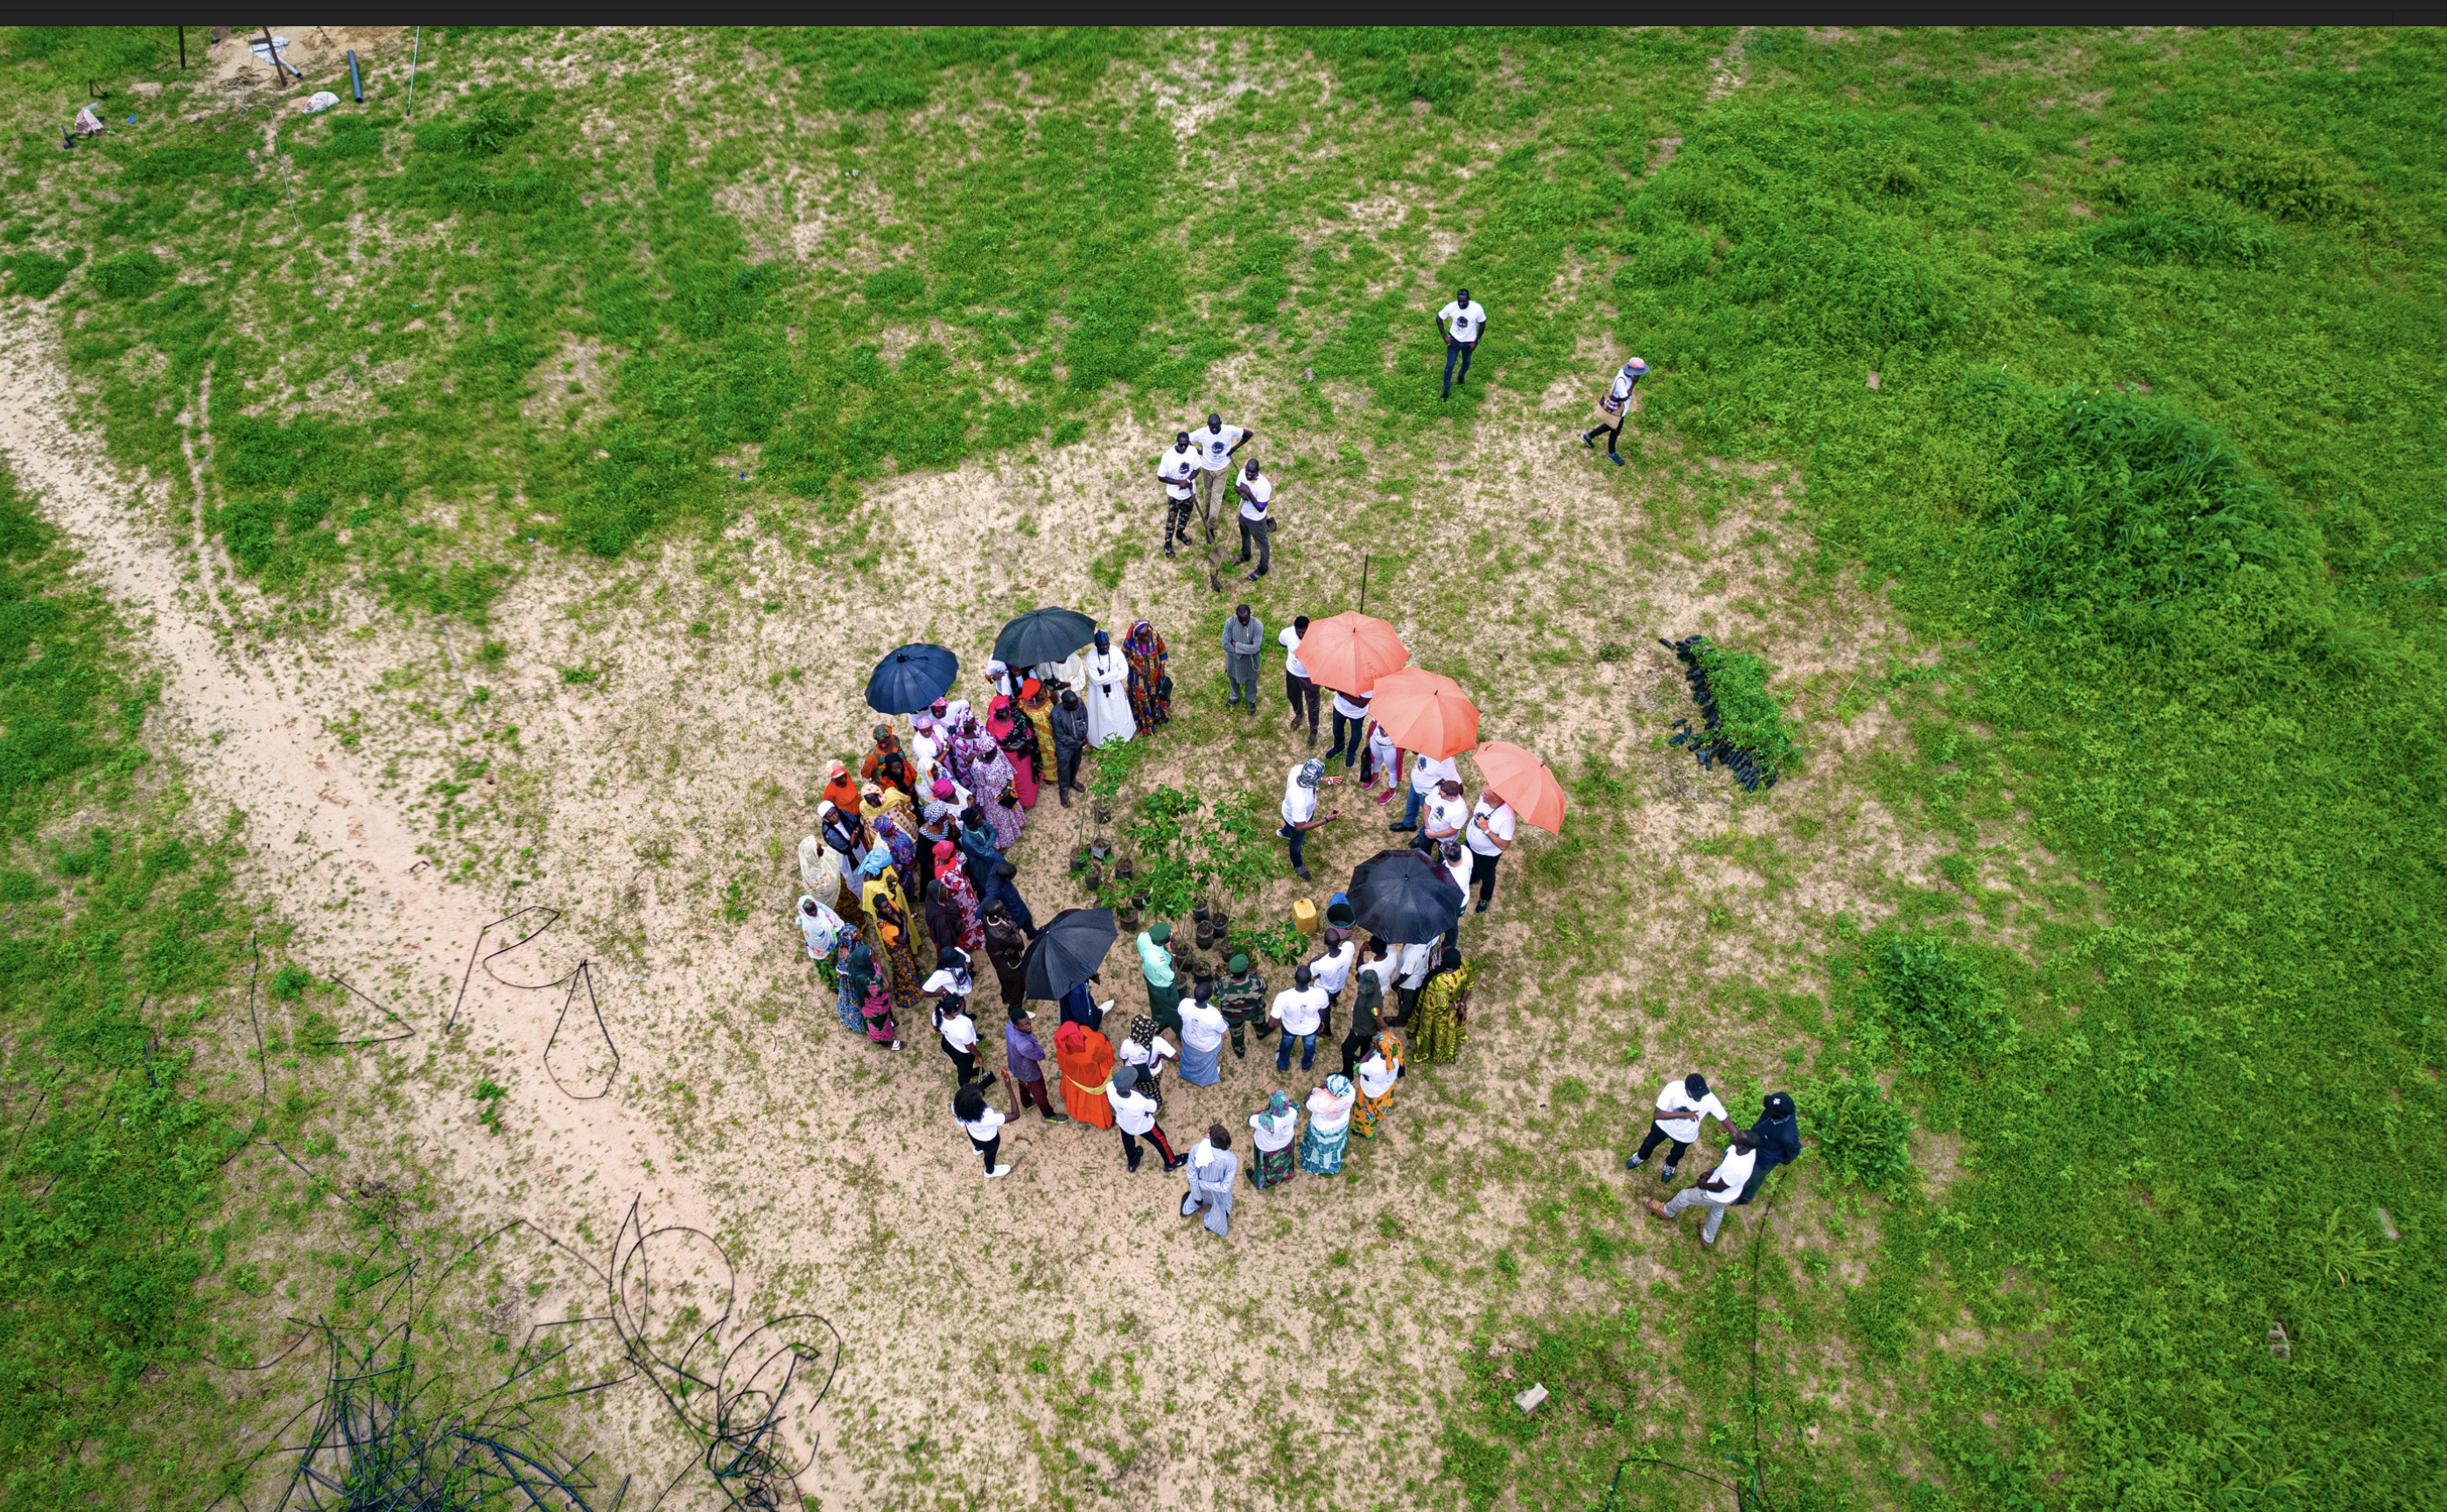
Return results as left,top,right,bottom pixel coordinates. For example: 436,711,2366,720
1370,668,1479,760
1295,612,1408,698
1471,741,1567,835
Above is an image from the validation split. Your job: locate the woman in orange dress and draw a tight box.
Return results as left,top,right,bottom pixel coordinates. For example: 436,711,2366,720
1053,1019,1117,1129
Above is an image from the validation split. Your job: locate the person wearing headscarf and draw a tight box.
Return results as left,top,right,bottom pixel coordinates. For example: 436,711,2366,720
863,778,912,832
987,695,1041,808
1019,676,1058,780
1644,1128,1757,1247
859,848,922,1026
985,657,1017,702
1340,938,1388,1078
820,760,862,817
930,846,986,954
1181,1124,1238,1236
799,831,851,924
857,970,901,1048
1279,757,1342,884
1408,947,1475,1064
1082,629,1136,747
1246,1092,1299,1191
1137,920,1183,1034
908,702,953,798
1117,1012,1178,1099
861,727,915,802
1350,1032,1406,1138
957,806,1000,891
797,894,845,965
1582,355,1649,466
1176,977,1226,1088
982,899,1029,1010
952,1082,1013,1180
831,934,872,1033
1298,1076,1355,1177
953,710,1025,849
1108,1064,1184,1173
1736,1092,1799,1206
820,801,870,903
1050,690,1090,806
1122,620,1170,732
915,780,959,903
1053,1018,1117,1129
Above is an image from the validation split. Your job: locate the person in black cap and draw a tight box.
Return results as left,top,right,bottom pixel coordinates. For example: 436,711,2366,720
1625,1071,1728,1186
981,857,1038,936
1156,430,1200,556
1735,1091,1798,1206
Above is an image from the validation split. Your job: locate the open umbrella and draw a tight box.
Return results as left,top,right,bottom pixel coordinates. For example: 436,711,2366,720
865,644,958,715
1472,741,1567,834
1295,612,1408,697
1022,906,1118,1001
993,607,1098,670
1370,668,1479,760
1346,849,1466,943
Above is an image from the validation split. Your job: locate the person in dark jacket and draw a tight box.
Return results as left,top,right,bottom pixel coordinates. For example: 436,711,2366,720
1051,690,1090,806
981,857,1038,936
1736,1091,1798,1206
983,900,1029,1010
957,805,999,890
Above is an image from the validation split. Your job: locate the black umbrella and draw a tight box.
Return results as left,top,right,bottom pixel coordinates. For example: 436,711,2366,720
866,643,958,715
1022,906,1118,1001
992,606,1097,670
1347,849,1466,942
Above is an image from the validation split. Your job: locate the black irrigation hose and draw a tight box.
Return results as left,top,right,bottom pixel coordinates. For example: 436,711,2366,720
447,906,623,1100
1661,635,1780,794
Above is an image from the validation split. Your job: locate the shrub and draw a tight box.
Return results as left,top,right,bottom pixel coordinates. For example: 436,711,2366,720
1,250,74,301
1692,642,1796,772
88,251,170,302
1810,1074,1913,1192
1864,934,2008,1060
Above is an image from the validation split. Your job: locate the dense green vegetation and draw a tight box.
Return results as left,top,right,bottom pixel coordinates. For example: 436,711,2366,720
4,23,2442,1511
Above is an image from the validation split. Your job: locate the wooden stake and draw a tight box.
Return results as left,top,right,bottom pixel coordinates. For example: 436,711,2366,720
1358,552,1371,614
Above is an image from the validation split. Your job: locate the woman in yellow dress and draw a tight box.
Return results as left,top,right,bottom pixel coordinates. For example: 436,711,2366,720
1408,947,1474,1064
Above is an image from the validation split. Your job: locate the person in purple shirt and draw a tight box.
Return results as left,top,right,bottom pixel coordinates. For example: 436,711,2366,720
1005,1006,1066,1122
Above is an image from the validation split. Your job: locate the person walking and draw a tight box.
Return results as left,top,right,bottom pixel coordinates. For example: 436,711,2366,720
1109,1065,1186,1173
1176,979,1227,1088
1625,1073,1729,1185
1222,603,1266,712
1392,749,1462,834
1157,431,1200,556
1234,458,1275,582
1280,757,1341,883
1581,356,1648,466
1340,938,1388,1078
1246,1092,1299,1192
1083,629,1138,748
1644,1129,1759,1247
1436,287,1488,399
1137,920,1183,1033
952,1083,1013,1180
1736,1092,1799,1206
1187,411,1252,541
1214,953,1269,1060
1050,689,1089,806
1298,1075,1357,1176
1325,684,1372,770
926,949,993,1088
1053,1018,1118,1128
1280,615,1320,744
1268,964,1328,1074
1465,787,1515,914
1181,1124,1238,1236
1004,1006,1066,1123
1408,946,1474,1064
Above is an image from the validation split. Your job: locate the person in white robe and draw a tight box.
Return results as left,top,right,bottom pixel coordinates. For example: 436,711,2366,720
1180,1125,1239,1236
1083,629,1137,746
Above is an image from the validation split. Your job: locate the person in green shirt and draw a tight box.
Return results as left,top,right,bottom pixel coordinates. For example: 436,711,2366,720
1138,920,1183,1033
1212,953,1270,1060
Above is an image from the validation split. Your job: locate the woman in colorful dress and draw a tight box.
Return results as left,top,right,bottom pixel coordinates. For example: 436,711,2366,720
954,710,1026,850
1350,1032,1406,1138
873,810,917,886
932,839,988,954
859,850,923,1026
1409,947,1475,1064
1247,1090,1300,1191
986,695,1041,809
832,934,873,1033
1053,1018,1118,1128
1019,678,1059,783
858,973,901,1049
1122,620,1171,732
1299,1075,1356,1176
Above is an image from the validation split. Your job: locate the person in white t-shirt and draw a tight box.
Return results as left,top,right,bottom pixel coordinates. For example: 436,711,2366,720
952,1082,1012,1180
1307,928,1356,1035
1415,777,1469,857
1582,356,1649,466
1626,1073,1729,1185
1234,458,1275,582
1280,614,1319,743
1464,791,1516,914
1325,685,1372,771
1435,287,1488,398
1156,431,1200,557
1185,411,1252,541
1278,757,1340,883
1393,750,1461,834
1107,1063,1185,1174
1268,964,1329,1073
1391,940,1433,1025
1437,840,1473,949
1645,1128,1758,1245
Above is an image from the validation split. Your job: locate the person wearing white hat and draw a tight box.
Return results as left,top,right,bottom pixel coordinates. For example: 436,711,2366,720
1583,357,1649,466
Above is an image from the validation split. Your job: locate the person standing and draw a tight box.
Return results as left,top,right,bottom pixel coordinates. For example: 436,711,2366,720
1298,1075,1357,1177
1108,1065,1186,1174
1644,1129,1759,1247
1279,615,1319,743
1325,684,1372,770
1187,411,1253,541
1214,953,1268,1060
980,858,1038,938
1408,946,1474,1064
1117,1012,1179,1100
1435,287,1488,399
1222,603,1266,712
1176,980,1227,1088
1361,715,1399,794
1004,1006,1065,1123
1736,1092,1799,1206
1308,928,1356,1042
1416,776,1469,857
1246,1093,1299,1192
926,948,992,1088
1138,920,1183,1033
1268,964,1328,1074
1350,1032,1406,1138
819,760,863,817
1279,757,1341,883
982,900,1029,1011
1053,1018,1118,1128
1181,1125,1238,1236
1341,938,1389,1077
952,1084,1013,1180
833,934,874,1036
1436,841,1472,952
1464,788,1515,914
1625,1073,1729,1186
1050,689,1089,806
1122,620,1171,732
1157,431,1200,556
1392,939,1433,1026
1392,748,1462,834
1234,458,1275,582
1581,356,1648,466
987,695,1041,809
1083,629,1138,747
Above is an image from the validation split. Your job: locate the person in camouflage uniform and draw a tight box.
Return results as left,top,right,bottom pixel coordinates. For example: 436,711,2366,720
1213,953,1271,1060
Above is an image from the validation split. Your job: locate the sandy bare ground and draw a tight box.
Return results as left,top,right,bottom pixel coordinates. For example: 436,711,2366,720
1,283,2037,1506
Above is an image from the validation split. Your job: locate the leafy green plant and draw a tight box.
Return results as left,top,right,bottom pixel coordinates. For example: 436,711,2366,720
1808,1075,1912,1193
270,964,313,1001
1230,919,1307,967
473,1078,508,1135
1693,642,1796,774
1862,934,2007,1062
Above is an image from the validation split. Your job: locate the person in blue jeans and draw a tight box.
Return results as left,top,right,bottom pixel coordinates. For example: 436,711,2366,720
1269,964,1328,1073
1278,757,1341,883
1435,289,1487,398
